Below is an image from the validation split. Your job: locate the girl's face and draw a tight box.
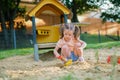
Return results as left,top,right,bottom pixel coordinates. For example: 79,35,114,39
63,29,73,42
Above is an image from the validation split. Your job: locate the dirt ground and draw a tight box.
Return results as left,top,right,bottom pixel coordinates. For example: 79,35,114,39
0,47,120,80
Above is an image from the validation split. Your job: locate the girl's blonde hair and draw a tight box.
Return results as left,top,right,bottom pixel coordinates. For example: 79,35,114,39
60,23,75,39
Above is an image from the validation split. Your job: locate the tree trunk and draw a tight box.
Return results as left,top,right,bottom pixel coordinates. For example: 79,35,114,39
8,0,20,48
71,0,79,22
9,19,15,48
0,10,9,48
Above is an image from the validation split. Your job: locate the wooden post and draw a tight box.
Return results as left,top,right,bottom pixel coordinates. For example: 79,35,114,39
31,16,39,61
117,30,119,40
13,29,16,49
79,26,82,34
60,15,64,23
98,29,101,43
64,14,68,23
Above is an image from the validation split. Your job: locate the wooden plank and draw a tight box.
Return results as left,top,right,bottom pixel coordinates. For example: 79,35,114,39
37,43,57,49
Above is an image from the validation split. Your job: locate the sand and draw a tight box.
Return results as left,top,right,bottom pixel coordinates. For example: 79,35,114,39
0,47,120,80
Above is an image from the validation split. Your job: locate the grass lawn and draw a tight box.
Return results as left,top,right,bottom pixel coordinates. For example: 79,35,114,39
80,33,116,44
0,33,120,59
0,41,120,60
0,48,33,59
86,41,120,49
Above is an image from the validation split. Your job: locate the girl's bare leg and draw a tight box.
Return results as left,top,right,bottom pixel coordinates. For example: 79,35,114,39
61,45,71,59
74,43,84,62
61,45,73,66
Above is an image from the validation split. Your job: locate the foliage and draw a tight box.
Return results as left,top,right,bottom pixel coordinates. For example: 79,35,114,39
95,49,99,63
59,74,78,80
17,6,26,17
110,53,117,80
0,0,26,48
87,0,120,23
0,0,21,21
63,0,96,14
62,0,97,22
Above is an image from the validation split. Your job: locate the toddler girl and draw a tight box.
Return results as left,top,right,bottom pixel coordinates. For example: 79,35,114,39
54,23,74,65
54,24,87,66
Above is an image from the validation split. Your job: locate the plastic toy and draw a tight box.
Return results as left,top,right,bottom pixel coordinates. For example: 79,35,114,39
107,56,111,63
107,55,120,64
64,59,72,66
57,56,72,66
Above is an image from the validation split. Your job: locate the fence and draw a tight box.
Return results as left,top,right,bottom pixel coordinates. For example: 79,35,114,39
0,28,33,50
0,26,120,50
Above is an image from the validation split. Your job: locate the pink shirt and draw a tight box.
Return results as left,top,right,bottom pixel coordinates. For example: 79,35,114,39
54,38,74,57
56,38,74,48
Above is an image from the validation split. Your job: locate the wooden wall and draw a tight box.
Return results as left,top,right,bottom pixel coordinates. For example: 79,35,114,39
38,14,61,26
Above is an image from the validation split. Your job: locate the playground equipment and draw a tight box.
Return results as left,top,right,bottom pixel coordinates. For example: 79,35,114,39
26,0,89,61
107,55,120,64
26,0,71,61
36,26,60,43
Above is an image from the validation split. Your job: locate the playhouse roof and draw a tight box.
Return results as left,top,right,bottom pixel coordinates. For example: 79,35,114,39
27,0,71,17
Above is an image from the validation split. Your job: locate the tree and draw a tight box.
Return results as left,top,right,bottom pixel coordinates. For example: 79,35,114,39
87,0,120,23
0,8,9,48
62,0,96,22
0,0,26,48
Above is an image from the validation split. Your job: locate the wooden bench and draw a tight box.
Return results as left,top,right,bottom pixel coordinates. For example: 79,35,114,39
37,43,57,49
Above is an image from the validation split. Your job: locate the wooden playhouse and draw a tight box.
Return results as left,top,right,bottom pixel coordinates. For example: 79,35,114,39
26,0,71,44
26,0,71,61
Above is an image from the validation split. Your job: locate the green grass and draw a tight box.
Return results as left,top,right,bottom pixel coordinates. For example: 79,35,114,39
81,33,116,44
86,41,120,49
0,41,120,60
0,33,120,60
0,48,33,59
0,48,54,60
59,74,78,80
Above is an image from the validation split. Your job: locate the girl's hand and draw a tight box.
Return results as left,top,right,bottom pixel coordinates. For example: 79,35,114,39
57,56,67,62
